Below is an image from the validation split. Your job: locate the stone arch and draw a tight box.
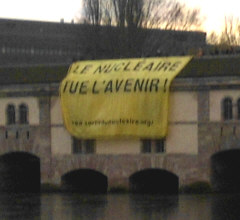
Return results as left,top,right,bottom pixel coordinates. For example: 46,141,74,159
129,168,179,194
61,168,108,193
211,149,240,192
0,151,40,192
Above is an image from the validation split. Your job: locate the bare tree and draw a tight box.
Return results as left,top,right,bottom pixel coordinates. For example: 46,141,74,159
207,16,240,46
82,0,105,25
206,16,240,55
220,16,240,46
78,0,203,58
207,32,219,45
81,0,202,30
161,1,202,30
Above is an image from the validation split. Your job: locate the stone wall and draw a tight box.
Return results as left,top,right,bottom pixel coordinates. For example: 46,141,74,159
50,154,200,188
0,69,240,190
0,85,52,182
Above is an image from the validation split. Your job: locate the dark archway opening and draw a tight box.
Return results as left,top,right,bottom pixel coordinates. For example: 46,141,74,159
61,169,108,193
129,169,179,194
0,152,40,193
211,149,240,193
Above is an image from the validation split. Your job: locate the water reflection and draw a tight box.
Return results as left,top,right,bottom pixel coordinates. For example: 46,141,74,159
41,193,107,220
130,194,179,219
0,193,40,219
0,193,240,219
211,194,240,220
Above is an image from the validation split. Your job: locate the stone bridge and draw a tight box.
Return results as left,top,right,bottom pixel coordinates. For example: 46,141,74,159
0,122,240,193
50,154,201,190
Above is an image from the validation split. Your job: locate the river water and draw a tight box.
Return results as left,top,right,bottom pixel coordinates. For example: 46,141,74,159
0,193,239,219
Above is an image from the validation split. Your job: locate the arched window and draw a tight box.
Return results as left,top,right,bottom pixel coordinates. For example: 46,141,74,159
237,99,240,120
222,98,233,120
6,104,16,125
19,104,28,124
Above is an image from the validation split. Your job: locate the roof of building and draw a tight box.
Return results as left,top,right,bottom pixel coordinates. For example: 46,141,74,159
0,56,240,85
0,64,69,85
180,55,240,78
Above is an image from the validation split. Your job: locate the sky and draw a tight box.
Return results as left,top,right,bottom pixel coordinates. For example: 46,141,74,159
0,0,82,23
0,0,239,35
181,0,240,34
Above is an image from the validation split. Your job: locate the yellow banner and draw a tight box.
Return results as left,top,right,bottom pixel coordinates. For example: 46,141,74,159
60,57,192,139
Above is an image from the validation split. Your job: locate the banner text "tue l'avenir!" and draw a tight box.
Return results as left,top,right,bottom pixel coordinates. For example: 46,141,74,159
60,57,192,139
